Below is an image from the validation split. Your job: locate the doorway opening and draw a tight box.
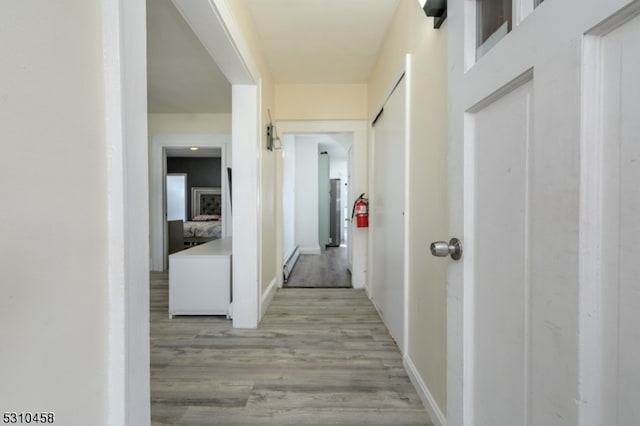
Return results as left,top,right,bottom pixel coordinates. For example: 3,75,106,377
164,146,228,260
280,132,353,288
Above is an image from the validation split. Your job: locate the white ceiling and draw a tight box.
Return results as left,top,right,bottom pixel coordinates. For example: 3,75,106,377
319,133,352,159
146,0,400,112
146,0,231,113
244,0,401,84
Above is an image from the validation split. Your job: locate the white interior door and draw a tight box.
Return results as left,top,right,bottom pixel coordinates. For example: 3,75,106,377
371,76,406,350
166,173,187,221
447,1,640,425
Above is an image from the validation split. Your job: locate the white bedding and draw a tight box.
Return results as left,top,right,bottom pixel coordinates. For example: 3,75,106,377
183,221,222,239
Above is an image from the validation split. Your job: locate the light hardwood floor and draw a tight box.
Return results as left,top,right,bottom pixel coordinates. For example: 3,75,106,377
151,272,433,425
283,246,352,288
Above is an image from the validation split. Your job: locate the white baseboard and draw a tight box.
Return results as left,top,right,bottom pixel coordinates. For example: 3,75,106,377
283,246,300,281
260,277,278,320
298,246,321,255
404,355,447,426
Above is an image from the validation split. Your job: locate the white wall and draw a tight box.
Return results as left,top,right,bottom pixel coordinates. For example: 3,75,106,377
294,136,321,254
404,28,448,425
148,113,231,134
1,1,149,424
367,1,448,423
329,157,348,179
275,84,368,120
0,1,107,420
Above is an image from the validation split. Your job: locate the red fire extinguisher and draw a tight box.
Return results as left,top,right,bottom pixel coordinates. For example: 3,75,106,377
352,193,369,228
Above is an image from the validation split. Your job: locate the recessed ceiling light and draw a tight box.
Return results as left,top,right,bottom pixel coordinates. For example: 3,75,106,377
189,147,199,151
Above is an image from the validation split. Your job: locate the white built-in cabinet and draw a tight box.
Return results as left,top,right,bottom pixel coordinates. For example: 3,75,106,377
169,237,232,318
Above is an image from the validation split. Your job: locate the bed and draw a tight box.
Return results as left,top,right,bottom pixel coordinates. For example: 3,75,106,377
183,216,222,241
168,187,224,253
186,187,223,243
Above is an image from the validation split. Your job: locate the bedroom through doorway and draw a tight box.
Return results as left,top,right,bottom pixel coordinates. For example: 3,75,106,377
164,147,228,262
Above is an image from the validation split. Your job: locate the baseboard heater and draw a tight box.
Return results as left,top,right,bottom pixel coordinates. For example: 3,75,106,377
283,246,300,282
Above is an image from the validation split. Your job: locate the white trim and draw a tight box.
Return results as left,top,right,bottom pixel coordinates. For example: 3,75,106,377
298,246,322,255
104,0,150,424
402,55,412,356
171,0,256,84
231,84,260,329
283,245,299,265
461,111,476,426
283,246,300,282
261,277,278,320
578,32,604,426
256,79,265,323
404,355,447,426
514,0,534,27
476,21,508,60
463,0,476,72
103,0,126,422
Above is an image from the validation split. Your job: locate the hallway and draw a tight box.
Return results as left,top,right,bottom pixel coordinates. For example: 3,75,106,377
150,272,432,425
283,246,352,288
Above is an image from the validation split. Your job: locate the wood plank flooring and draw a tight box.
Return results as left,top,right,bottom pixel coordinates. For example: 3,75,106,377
283,246,352,288
151,272,433,425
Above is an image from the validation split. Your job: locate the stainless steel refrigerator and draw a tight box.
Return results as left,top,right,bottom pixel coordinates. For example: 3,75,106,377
328,178,342,247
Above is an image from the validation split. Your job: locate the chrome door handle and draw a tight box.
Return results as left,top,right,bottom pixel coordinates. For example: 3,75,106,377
430,238,463,260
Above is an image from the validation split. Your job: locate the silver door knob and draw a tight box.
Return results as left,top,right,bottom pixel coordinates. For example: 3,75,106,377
430,238,463,260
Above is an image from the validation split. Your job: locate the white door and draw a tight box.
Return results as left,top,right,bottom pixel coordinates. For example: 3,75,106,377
447,1,640,425
371,76,406,350
166,173,187,221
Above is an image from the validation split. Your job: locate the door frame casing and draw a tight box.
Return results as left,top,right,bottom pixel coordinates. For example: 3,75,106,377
103,0,150,423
